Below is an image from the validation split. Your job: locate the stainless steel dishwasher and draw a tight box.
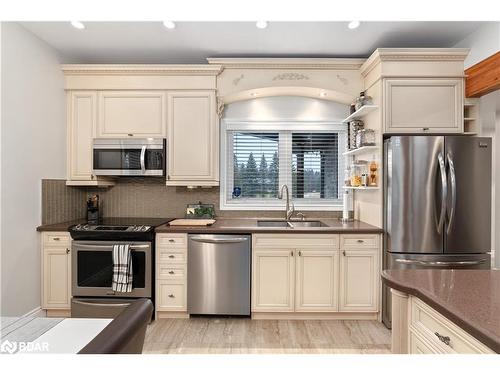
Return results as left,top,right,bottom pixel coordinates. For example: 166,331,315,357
187,234,251,315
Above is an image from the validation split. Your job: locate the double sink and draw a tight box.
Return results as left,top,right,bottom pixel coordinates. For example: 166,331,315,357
257,220,327,228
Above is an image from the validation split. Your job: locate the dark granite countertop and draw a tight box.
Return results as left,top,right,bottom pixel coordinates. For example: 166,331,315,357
37,217,382,234
155,218,382,234
382,269,500,353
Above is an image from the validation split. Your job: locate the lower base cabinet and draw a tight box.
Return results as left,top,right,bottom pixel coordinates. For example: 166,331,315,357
251,234,380,317
41,232,72,317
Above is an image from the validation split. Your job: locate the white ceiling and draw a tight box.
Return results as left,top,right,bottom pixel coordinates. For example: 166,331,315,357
19,21,488,64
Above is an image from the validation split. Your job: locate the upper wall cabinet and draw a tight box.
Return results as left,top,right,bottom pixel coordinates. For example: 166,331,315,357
166,91,218,186
383,78,464,134
97,91,166,138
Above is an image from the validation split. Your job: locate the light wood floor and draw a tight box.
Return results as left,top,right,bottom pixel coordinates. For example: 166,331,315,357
144,318,391,354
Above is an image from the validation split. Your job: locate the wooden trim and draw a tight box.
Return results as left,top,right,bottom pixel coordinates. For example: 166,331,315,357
62,64,223,76
206,57,365,70
46,309,71,318
156,311,189,319
465,52,500,97
251,312,379,320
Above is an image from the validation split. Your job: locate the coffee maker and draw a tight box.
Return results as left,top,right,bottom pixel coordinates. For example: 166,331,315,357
86,194,100,224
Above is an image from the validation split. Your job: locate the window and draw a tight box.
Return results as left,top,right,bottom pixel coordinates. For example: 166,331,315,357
221,121,346,210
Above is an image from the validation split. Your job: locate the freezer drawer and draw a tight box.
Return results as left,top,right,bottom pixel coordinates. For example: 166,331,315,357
187,234,251,315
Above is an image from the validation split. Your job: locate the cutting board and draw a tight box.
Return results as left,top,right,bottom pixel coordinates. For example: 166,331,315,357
167,219,216,226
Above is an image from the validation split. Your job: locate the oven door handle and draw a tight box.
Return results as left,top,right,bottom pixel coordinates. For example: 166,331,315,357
72,300,132,308
74,243,150,250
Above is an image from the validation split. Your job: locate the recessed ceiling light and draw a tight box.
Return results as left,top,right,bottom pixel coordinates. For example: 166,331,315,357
163,21,176,29
70,21,85,30
348,21,360,29
251,92,258,97
319,91,327,97
256,21,268,29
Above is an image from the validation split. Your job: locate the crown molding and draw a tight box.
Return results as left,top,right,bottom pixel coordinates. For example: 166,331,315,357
207,58,365,70
61,64,223,76
360,48,470,77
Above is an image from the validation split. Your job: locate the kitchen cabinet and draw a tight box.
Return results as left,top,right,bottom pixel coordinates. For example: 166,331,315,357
66,91,114,186
383,78,464,134
252,234,341,314
339,234,379,312
166,91,218,186
295,249,339,312
252,249,296,312
41,232,71,317
155,234,188,318
97,91,166,138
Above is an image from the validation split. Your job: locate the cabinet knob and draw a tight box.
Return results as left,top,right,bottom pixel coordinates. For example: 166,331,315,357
91,174,95,180
168,239,175,243
168,294,175,298
66,248,70,254
298,251,302,257
167,175,170,180
343,251,346,256
168,255,175,258
434,332,451,346
357,239,364,243
53,237,60,241
127,133,134,137
423,127,429,131
291,251,294,257
168,271,175,274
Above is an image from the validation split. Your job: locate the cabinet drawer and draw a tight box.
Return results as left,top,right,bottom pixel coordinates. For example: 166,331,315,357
157,249,187,264
340,234,379,249
157,234,187,248
410,297,493,354
409,329,443,354
157,264,186,280
157,282,186,311
43,232,71,247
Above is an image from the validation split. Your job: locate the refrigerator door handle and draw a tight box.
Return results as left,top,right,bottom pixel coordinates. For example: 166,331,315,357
446,153,457,234
437,153,447,234
394,258,486,266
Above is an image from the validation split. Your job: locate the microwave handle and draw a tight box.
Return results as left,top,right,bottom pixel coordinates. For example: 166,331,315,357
140,145,146,174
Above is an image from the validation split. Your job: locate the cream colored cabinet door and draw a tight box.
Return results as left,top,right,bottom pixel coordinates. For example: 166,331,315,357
156,280,186,311
166,91,218,186
97,91,166,137
42,247,71,309
339,249,379,312
383,78,463,133
252,249,295,312
295,249,339,312
67,91,97,181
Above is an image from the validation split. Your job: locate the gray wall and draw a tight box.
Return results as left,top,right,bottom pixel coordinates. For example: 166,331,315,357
1,23,66,316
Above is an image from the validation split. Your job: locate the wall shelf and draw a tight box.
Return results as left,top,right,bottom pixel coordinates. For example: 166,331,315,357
343,145,379,156
342,186,379,190
342,105,379,123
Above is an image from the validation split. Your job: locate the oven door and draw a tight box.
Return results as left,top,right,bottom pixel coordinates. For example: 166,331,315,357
93,138,165,176
72,241,152,298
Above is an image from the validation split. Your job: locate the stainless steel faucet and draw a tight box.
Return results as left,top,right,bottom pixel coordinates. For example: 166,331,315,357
278,184,295,220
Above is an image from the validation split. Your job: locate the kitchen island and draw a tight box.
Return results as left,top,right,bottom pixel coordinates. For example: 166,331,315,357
382,269,500,354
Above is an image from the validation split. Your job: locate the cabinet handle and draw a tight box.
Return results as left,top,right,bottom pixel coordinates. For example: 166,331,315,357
343,251,346,256
168,271,175,274
168,255,175,258
127,133,134,137
357,239,364,243
434,332,451,346
66,248,70,254
298,251,302,256
168,239,175,243
167,175,170,180
91,174,95,180
53,237,60,241
291,251,294,257
423,127,430,131
168,294,175,298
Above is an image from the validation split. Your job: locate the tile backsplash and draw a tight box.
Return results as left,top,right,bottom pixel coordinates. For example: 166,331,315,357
41,178,340,224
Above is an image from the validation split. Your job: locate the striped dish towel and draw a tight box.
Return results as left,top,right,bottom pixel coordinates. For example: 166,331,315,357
112,244,133,293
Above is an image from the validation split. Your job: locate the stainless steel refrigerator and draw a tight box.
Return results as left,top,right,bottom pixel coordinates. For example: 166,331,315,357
383,136,492,328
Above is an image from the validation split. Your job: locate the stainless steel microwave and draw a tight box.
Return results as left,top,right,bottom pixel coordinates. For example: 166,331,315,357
93,138,166,177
